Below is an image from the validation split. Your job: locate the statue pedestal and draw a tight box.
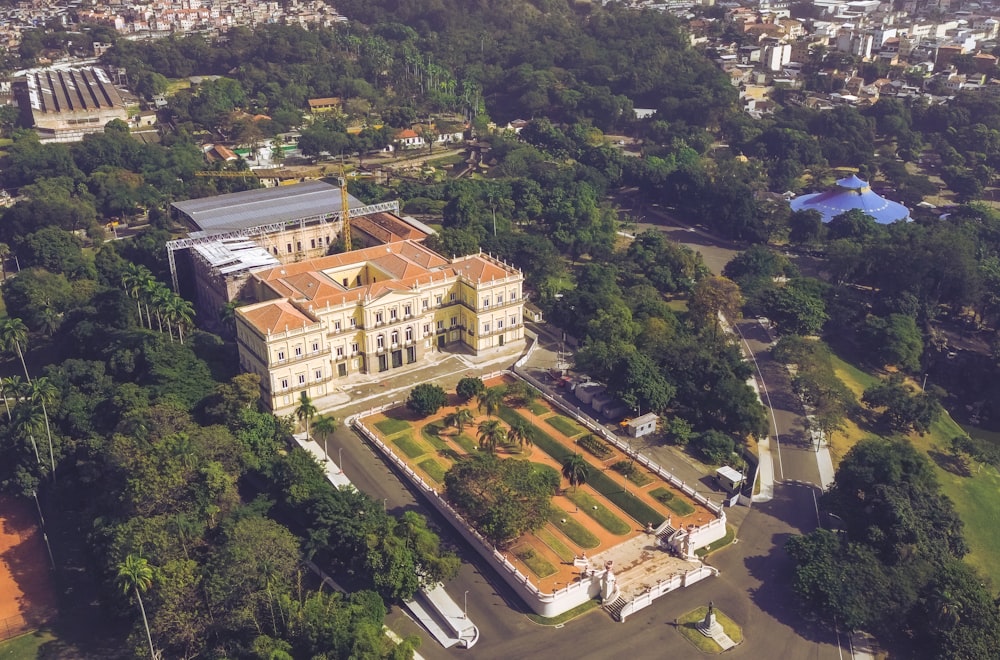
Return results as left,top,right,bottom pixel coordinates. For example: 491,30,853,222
697,611,724,638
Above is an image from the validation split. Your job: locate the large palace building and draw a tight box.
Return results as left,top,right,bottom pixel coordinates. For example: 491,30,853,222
235,240,525,414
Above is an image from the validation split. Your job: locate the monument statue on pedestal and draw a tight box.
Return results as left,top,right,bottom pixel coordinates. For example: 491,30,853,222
697,601,724,638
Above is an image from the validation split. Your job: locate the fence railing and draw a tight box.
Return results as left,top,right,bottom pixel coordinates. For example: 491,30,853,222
0,609,56,643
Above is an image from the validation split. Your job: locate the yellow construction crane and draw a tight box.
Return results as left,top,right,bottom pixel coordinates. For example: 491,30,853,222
340,165,351,252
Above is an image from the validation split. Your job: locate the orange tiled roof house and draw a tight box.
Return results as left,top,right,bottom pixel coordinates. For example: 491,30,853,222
235,240,525,413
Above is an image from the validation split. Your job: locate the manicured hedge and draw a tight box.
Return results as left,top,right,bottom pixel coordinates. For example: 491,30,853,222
545,415,585,438
393,434,425,459
375,417,411,435
566,490,631,535
548,508,600,548
650,487,695,516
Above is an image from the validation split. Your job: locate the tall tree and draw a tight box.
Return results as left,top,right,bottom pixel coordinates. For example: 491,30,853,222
0,317,31,382
506,419,533,452
116,554,157,660
444,407,474,435
477,419,505,454
477,386,505,418
29,377,58,480
294,392,317,440
312,413,338,464
561,453,590,491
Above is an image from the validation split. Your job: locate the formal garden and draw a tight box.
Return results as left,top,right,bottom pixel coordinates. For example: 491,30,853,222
367,375,714,593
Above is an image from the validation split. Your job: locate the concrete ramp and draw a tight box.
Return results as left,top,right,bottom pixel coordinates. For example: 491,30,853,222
404,584,479,649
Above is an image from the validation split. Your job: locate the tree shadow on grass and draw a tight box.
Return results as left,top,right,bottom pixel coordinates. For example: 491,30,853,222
928,449,972,477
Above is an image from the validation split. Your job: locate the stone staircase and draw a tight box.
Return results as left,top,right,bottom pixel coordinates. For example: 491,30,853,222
603,595,629,621
655,520,676,542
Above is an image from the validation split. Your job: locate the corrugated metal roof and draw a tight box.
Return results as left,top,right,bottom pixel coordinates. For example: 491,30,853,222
171,180,364,233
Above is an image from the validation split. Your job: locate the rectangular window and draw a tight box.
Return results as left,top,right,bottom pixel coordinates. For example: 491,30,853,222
296,241,302,251
404,304,412,316
450,317,457,327
450,293,456,302
375,312,383,324
497,320,503,329
378,354,389,372
336,347,344,358
351,342,359,354
483,322,490,333
312,342,319,352
437,320,444,330
405,327,413,341
391,350,403,369
391,331,399,345
334,320,342,332
310,239,316,249
483,298,490,308
390,308,398,320
511,315,517,326
326,236,331,245
422,299,429,310
280,378,289,389
315,369,322,380
337,363,347,377
423,324,431,334
377,335,385,348
350,318,357,328
510,289,517,300
287,243,292,253
497,293,503,304
298,374,306,385
407,346,416,364
356,276,362,286
436,295,443,305
277,350,285,361
295,346,302,356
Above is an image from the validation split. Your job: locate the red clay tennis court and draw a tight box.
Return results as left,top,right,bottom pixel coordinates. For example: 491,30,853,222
0,495,57,642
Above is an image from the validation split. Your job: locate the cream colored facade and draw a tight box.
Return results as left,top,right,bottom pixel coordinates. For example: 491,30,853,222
235,240,524,414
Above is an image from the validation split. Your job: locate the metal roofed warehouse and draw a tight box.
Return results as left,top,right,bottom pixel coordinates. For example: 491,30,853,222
171,180,366,235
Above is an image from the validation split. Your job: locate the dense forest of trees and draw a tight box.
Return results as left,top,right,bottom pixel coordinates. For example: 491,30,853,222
1,0,1000,656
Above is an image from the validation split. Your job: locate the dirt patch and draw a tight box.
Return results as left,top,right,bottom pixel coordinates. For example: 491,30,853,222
0,495,57,641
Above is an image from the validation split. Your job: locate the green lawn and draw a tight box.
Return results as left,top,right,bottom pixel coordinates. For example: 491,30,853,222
565,489,631,534
545,415,585,438
526,598,601,625
548,508,600,549
0,630,56,659
611,460,653,486
393,434,426,459
420,422,450,450
534,527,575,563
528,401,549,416
499,408,573,462
586,469,665,527
650,487,696,516
514,547,557,578
829,351,1000,588
453,433,478,454
418,458,447,483
676,606,743,653
695,525,737,558
375,417,411,436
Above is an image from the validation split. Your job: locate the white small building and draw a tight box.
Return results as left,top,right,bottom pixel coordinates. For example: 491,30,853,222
715,466,745,493
625,413,658,438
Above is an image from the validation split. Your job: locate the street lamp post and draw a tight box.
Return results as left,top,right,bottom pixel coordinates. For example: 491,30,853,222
464,590,469,619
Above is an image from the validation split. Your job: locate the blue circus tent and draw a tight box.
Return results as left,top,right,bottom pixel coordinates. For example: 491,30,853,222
789,175,910,224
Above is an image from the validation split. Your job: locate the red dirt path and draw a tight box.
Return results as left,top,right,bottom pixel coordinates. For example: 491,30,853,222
0,495,57,639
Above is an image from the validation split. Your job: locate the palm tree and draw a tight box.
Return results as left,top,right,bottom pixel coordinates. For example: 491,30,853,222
0,317,31,382
13,405,43,467
562,453,590,492
116,554,157,659
122,263,151,326
444,408,474,435
38,308,60,338
150,284,172,335
506,419,533,452
0,374,23,420
139,278,159,330
165,295,195,345
0,242,9,280
477,419,505,454
30,377,58,480
295,391,317,439
477,387,505,418
312,414,338,464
